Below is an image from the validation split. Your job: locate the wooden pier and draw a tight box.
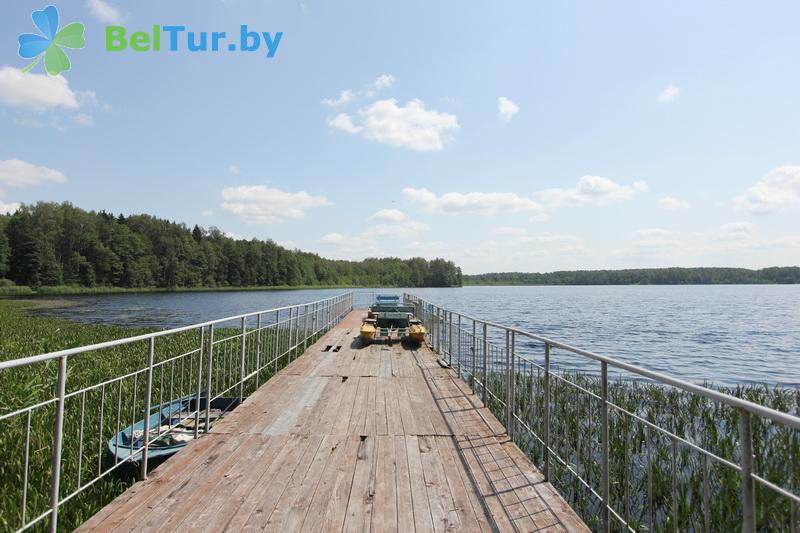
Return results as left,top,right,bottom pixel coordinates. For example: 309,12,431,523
78,311,587,532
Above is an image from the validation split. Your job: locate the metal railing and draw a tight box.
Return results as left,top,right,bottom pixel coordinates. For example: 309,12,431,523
0,292,353,532
405,294,800,533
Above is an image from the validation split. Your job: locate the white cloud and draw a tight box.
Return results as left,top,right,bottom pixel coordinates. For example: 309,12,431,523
0,191,20,215
228,164,240,175
498,96,519,122
322,74,395,106
329,99,459,151
74,113,93,126
201,209,214,216
493,226,528,236
327,113,362,134
734,166,800,214
0,159,68,188
321,89,355,107
369,208,406,222
364,74,395,96
0,67,78,112
536,176,647,207
658,196,690,210
403,187,543,216
632,228,679,248
658,83,680,103
86,0,124,24
220,186,331,224
714,222,757,241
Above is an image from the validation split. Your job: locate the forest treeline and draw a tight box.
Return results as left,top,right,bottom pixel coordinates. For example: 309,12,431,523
0,203,462,289
464,267,800,285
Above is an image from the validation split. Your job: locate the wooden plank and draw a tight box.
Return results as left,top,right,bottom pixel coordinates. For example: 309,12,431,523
176,434,285,531
341,436,376,532
374,377,388,436
418,435,458,532
303,435,359,533
348,376,369,435
393,435,415,533
370,435,398,533
332,376,359,435
435,436,488,532
265,434,337,531
406,436,435,533
320,436,361,533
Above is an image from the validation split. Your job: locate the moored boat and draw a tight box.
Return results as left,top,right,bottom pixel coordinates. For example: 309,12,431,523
108,395,239,471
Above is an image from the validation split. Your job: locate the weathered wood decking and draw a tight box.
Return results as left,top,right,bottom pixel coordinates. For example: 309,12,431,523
78,311,587,532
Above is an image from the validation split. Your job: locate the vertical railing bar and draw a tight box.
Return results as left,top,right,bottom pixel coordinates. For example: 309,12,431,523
194,327,204,439
140,337,155,479
239,317,247,402
48,355,68,533
256,314,262,387
481,322,488,405
671,437,678,532
505,329,512,435
274,310,280,372
77,390,86,489
703,450,710,533
544,342,551,482
22,409,31,526
97,383,105,477
448,311,453,366
739,408,756,533
509,331,515,441
157,363,164,436
471,320,476,392
114,380,122,466
205,324,215,432
456,314,462,377
601,360,609,533
647,425,654,530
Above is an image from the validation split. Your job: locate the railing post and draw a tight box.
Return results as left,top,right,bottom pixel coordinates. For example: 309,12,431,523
544,342,551,481
505,330,512,436
482,322,488,406
303,304,310,350
508,331,515,441
448,311,453,365
140,337,155,480
194,327,204,439
255,314,262,388
239,316,247,402
205,324,215,432
274,310,280,372
48,355,67,533
739,409,756,533
471,320,476,391
457,314,462,376
601,360,610,533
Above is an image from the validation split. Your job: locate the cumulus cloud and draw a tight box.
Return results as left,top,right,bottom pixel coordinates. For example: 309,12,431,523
658,83,680,103
536,176,647,207
0,67,79,111
74,113,93,126
632,228,679,248
658,196,690,210
403,187,542,216
321,89,355,107
734,166,800,214
328,99,459,151
220,186,331,224
86,0,124,24
321,74,395,106
369,208,406,222
327,113,361,134
0,192,20,215
0,159,68,187
228,164,240,175
497,97,519,122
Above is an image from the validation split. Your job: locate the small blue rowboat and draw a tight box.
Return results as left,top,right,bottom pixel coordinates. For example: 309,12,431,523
108,395,239,470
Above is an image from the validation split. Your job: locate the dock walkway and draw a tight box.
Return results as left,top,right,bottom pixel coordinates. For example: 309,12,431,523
78,311,587,532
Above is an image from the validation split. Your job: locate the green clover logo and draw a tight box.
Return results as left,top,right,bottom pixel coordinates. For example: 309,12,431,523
18,5,85,76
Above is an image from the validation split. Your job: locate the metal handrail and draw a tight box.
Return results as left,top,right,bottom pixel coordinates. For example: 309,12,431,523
404,293,800,533
0,292,354,533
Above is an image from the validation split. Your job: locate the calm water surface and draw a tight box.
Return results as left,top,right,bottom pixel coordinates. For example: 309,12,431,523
32,285,800,387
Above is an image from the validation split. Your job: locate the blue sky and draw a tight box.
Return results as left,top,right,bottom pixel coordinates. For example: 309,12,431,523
1,1,798,274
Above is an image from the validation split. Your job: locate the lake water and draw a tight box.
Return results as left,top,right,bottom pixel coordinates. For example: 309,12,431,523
31,285,800,387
